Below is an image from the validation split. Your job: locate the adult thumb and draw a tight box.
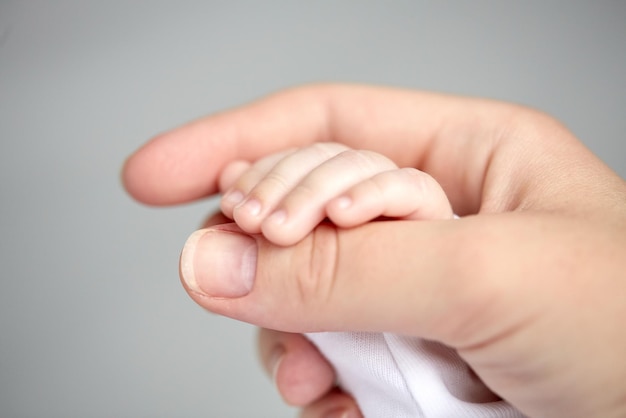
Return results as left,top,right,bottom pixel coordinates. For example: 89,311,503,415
179,218,496,346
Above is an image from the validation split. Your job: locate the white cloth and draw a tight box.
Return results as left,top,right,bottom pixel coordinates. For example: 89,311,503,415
306,332,525,418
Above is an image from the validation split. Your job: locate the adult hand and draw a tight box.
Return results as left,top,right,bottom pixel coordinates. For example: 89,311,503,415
123,84,626,418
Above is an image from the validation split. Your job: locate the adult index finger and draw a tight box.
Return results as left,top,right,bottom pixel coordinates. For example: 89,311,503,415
121,84,542,212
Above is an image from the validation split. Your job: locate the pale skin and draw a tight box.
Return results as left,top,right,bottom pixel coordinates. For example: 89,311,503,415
122,84,626,418
218,142,454,246
217,146,457,417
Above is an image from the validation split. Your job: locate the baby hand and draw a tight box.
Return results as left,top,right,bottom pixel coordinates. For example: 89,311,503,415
219,142,453,246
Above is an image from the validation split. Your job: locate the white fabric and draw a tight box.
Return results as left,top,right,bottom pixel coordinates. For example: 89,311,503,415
306,332,525,418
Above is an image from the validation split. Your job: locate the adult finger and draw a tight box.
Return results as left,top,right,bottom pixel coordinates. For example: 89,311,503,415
257,328,362,417
122,84,585,215
299,388,363,418
179,214,626,417
181,215,572,336
257,329,335,407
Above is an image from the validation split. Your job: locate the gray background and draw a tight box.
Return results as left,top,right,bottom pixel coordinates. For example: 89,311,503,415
1,1,624,417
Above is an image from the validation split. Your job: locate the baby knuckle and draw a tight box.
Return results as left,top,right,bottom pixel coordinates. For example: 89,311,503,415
400,167,436,191
338,149,395,172
308,142,348,159
262,171,291,191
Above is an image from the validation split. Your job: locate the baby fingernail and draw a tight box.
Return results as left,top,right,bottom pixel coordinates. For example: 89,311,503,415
222,190,244,206
267,209,287,225
238,198,262,217
335,196,352,209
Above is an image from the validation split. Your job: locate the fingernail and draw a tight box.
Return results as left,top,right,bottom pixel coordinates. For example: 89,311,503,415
335,196,352,209
222,189,244,206
267,209,287,225
237,198,262,217
180,228,257,298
